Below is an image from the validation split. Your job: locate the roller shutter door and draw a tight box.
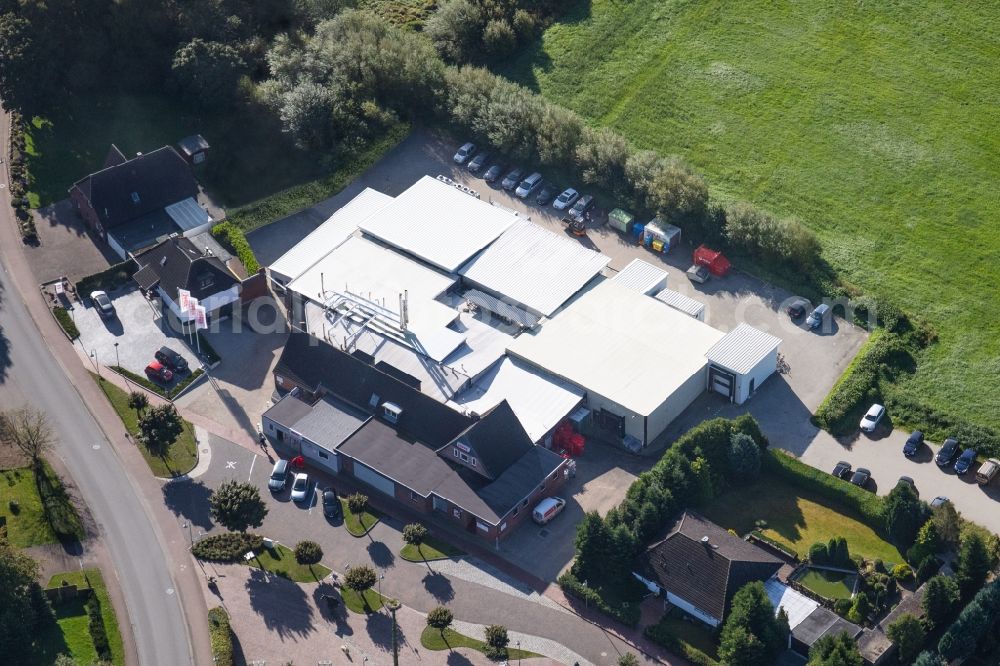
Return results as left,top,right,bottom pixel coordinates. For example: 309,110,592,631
708,365,736,401
354,462,395,496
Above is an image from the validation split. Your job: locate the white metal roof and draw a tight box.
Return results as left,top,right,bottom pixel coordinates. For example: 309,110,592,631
358,176,518,273
459,219,610,316
269,188,392,283
449,357,584,443
610,259,669,295
508,280,725,416
764,578,819,630
655,288,707,319
165,197,211,231
706,323,782,375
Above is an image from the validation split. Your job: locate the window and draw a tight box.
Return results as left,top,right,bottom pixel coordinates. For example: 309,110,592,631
197,272,215,290
470,457,477,467
459,452,470,463
369,393,381,409
130,192,140,204
521,498,528,508
476,521,489,532
277,430,284,442
453,449,459,458
318,450,329,459
410,490,420,502
268,423,274,432
512,506,519,517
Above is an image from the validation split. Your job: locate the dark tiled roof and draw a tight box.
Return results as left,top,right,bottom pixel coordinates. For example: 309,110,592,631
477,446,564,516
447,401,534,479
640,511,782,622
133,236,239,302
792,607,861,648
71,146,198,229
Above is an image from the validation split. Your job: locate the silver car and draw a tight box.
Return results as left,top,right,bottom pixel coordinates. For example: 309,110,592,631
453,142,476,164
553,188,579,210
515,172,543,198
290,473,310,503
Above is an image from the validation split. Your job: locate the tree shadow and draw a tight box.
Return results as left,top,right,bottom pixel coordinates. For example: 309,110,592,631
422,570,454,602
161,479,215,531
366,610,393,649
244,566,315,639
446,652,475,666
312,581,353,637
367,540,395,569
0,325,12,384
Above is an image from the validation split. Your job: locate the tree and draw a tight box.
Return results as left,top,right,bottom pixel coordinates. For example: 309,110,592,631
913,652,945,666
884,481,929,548
938,579,1000,661
426,0,484,63
137,405,183,454
0,540,50,662
727,432,761,482
402,523,428,548
482,18,516,56
719,581,787,665
931,501,960,547
808,631,863,666
343,564,378,604
576,126,631,196
887,613,925,664
293,540,323,566
0,407,55,469
127,391,148,416
573,512,612,582
172,38,246,105
347,492,368,515
847,591,871,624
719,625,767,666
426,605,454,635
956,532,991,599
907,519,941,567
617,654,640,666
922,575,960,627
209,480,268,532
483,624,509,659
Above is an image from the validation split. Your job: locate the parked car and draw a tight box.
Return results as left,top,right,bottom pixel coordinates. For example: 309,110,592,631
155,346,189,373
91,290,116,319
903,430,924,457
453,142,476,164
501,168,524,191
954,448,977,475
144,361,173,383
553,188,580,211
859,404,885,433
930,496,950,508
483,163,506,183
535,183,557,206
686,264,710,284
515,172,543,198
897,476,917,495
568,194,595,219
786,298,810,320
976,458,1000,485
268,459,290,492
290,473,310,503
850,467,871,488
532,497,566,525
832,461,852,480
806,303,830,330
322,488,341,518
935,437,960,466
467,152,490,173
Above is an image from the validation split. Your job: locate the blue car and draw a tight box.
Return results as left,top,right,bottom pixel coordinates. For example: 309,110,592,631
954,448,977,475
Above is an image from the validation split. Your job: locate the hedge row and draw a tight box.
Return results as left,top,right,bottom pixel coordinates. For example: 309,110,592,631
885,391,1000,460
211,223,260,275
192,532,264,562
813,327,890,435
556,572,641,628
208,607,234,666
85,595,112,662
36,460,84,541
111,366,204,400
7,111,38,243
75,261,139,297
644,618,719,666
52,307,80,339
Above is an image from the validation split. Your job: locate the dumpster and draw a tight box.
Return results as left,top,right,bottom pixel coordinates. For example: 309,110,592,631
642,217,682,253
693,245,732,277
607,208,635,234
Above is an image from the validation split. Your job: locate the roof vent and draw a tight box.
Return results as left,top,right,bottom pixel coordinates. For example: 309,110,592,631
701,536,710,545
159,256,167,267
382,402,402,424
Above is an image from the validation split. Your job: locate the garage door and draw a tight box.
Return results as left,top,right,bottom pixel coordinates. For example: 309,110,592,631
708,365,736,401
353,462,395,496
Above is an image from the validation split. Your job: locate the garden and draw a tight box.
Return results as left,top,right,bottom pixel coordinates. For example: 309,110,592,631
33,569,126,666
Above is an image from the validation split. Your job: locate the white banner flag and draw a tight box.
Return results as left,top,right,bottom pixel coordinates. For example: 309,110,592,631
194,304,208,330
187,296,200,317
177,288,191,313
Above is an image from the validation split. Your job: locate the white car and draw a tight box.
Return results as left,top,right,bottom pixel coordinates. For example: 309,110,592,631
453,142,476,164
859,404,885,433
553,188,579,210
290,473,310,503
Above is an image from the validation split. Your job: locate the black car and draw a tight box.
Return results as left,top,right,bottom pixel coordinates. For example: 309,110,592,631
483,164,506,183
322,489,341,519
155,346,189,373
903,430,924,457
850,467,871,488
786,298,810,319
501,168,524,191
954,448,977,475
936,437,960,466
832,460,852,480
535,183,557,206
467,152,490,174
568,194,595,219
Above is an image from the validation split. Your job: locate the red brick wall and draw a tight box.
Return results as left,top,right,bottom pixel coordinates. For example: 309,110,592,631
394,484,431,513
70,186,102,235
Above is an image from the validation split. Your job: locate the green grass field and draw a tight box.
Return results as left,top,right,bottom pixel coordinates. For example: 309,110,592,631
794,568,856,601
0,467,58,547
341,587,386,614
702,474,903,564
503,1,1000,431
340,498,381,537
246,543,332,583
38,569,126,666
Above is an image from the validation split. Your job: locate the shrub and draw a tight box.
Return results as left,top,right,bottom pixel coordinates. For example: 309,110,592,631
208,607,234,666
483,624,509,659
52,307,79,339
191,532,264,562
211,222,260,274
814,328,891,435
8,500,20,515
644,618,719,666
85,596,112,662
293,540,323,565
557,571,641,627
891,563,914,582
402,522,427,547
809,542,829,564
74,262,139,297
426,605,454,632
727,432,761,483
347,492,369,515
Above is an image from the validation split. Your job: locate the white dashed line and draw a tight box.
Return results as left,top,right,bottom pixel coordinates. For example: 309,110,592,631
247,454,257,482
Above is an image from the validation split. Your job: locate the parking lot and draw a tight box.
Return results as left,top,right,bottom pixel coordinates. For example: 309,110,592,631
72,287,201,387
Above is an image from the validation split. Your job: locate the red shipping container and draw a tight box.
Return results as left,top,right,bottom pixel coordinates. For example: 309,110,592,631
693,245,732,277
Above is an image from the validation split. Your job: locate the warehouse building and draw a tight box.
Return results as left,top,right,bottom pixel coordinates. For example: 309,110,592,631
705,324,782,405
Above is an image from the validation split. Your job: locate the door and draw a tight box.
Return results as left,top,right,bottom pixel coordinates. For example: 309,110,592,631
708,365,736,401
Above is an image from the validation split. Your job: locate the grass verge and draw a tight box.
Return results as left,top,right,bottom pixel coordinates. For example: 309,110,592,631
400,536,464,562
93,374,199,477
245,543,332,583
420,626,541,660
43,569,125,666
52,306,80,339
0,467,58,547
340,498,381,537
341,587,386,614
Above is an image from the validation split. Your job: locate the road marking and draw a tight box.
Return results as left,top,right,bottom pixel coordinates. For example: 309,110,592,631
92,444,101,450
225,461,236,469
166,588,175,595
247,454,257,482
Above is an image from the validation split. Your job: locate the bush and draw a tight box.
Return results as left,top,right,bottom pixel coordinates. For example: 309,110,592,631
557,571,641,627
208,607,234,666
191,532,264,562
36,461,84,541
211,222,260,274
813,328,892,435
809,542,829,564
347,492,369,515
426,605,454,631
891,563,914,582
483,624,509,659
644,618,719,666
8,500,20,515
293,540,323,565
402,522,427,546
727,432,761,483
85,596,112,662
52,307,80,339
74,262,139,297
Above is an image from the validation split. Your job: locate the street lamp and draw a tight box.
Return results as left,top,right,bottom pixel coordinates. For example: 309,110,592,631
517,641,521,666
90,350,100,377
114,342,129,390
378,572,384,601
387,598,401,666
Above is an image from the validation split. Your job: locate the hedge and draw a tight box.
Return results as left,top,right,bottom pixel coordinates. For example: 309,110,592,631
192,532,264,562
208,607,234,666
813,328,890,435
111,366,204,400
36,460,84,541
85,595,112,662
52,307,80,339
211,223,260,275
74,261,139,297
557,571,641,628
644,618,720,666
196,333,221,364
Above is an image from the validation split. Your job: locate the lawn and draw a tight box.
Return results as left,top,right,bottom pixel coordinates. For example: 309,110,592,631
340,587,386,615
246,543,332,583
340,498,381,537
400,536,464,562
93,375,199,478
648,610,720,662
794,568,856,601
0,467,58,547
701,474,903,564
37,569,126,666
420,626,542,661
503,1,1000,433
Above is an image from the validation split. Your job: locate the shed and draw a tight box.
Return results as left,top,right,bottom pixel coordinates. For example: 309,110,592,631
705,323,781,404
176,135,209,165
607,208,635,234
610,259,668,295
655,288,706,321
642,217,682,254
693,245,731,277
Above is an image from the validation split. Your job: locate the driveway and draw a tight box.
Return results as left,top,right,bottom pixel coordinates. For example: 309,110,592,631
26,199,119,284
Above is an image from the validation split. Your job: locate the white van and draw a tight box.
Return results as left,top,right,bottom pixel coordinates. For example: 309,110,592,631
532,497,566,525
